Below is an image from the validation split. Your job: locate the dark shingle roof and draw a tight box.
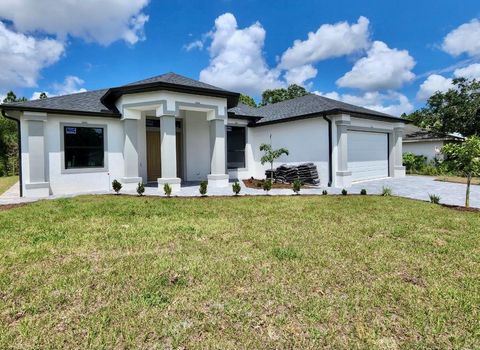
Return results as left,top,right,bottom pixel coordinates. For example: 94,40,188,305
227,103,262,118
125,72,229,91
228,94,402,125
403,124,463,141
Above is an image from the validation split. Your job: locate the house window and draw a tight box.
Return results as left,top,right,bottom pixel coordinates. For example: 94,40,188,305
227,126,246,169
64,126,104,169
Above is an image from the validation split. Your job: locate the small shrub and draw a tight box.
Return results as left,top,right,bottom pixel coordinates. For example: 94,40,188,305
292,179,302,194
341,189,348,196
322,190,328,195
232,181,241,195
164,183,172,197
136,182,145,196
263,179,272,193
199,181,208,196
429,193,441,204
360,189,367,195
382,186,392,196
112,179,122,194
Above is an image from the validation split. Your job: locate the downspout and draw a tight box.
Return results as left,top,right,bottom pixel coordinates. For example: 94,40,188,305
1,109,23,197
323,115,333,187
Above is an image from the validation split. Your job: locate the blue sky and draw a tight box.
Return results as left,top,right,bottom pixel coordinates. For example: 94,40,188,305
1,0,479,115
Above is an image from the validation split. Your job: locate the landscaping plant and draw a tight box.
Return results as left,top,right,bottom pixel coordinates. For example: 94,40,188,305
259,136,289,181
442,136,480,207
112,179,122,194
360,189,367,195
263,179,272,193
164,183,172,197
199,181,208,196
292,179,302,195
232,182,241,195
322,190,328,195
136,182,145,196
382,186,392,196
341,189,347,196
429,193,441,204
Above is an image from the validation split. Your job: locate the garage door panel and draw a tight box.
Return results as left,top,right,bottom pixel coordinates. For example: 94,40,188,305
348,131,388,182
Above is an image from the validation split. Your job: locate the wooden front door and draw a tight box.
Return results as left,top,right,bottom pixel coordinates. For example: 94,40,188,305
147,131,161,182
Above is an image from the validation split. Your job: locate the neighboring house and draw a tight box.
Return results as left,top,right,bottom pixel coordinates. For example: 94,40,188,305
0,72,406,198
403,124,464,160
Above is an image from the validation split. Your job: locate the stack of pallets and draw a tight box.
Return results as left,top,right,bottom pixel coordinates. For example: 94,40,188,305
265,163,320,185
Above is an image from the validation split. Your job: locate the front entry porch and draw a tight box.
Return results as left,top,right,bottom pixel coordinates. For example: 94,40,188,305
120,94,229,193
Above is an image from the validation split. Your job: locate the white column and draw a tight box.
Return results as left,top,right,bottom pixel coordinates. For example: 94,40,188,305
24,112,50,197
157,112,181,192
393,126,406,177
207,118,229,188
334,115,352,188
121,109,142,191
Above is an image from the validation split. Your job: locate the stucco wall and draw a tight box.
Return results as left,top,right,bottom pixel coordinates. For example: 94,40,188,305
184,110,211,181
403,140,444,160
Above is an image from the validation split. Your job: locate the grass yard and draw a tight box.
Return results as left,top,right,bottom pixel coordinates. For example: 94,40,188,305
0,176,18,195
435,176,480,185
0,195,479,349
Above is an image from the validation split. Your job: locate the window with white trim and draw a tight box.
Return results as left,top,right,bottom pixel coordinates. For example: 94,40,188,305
227,126,246,169
64,126,104,169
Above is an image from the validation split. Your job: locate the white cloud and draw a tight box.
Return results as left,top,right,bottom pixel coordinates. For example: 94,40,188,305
31,76,87,100
199,13,283,95
337,41,416,90
278,16,370,69
453,63,480,80
416,74,453,100
316,90,413,116
184,40,204,51
442,19,480,57
0,22,64,90
0,0,149,45
284,64,317,86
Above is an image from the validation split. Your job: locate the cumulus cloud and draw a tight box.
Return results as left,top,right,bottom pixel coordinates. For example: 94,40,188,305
442,19,480,57
283,65,317,86
0,22,64,90
316,90,413,116
184,40,204,51
337,41,416,91
278,16,370,70
453,63,480,80
0,0,150,45
416,74,453,100
199,13,283,95
31,75,87,100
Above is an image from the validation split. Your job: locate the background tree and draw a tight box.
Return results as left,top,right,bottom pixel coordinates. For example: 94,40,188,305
404,78,480,136
260,84,308,106
260,135,289,181
239,94,256,107
442,136,480,207
39,92,48,99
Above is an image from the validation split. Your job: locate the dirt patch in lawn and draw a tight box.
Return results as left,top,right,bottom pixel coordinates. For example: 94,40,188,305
435,176,480,185
243,178,317,189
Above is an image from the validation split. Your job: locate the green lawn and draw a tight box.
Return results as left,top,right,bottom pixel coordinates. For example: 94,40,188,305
0,176,18,195
0,196,479,349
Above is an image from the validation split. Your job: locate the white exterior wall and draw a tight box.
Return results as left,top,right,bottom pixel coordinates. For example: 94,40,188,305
249,117,330,186
403,140,444,160
21,114,125,195
184,110,211,181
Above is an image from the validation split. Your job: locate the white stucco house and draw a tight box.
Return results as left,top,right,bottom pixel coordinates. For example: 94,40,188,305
0,73,406,198
402,124,464,160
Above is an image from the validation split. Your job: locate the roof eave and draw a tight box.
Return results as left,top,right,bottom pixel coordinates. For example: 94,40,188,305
0,105,121,118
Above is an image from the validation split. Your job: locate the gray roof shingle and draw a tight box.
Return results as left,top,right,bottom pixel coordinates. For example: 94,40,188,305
403,124,463,141
125,72,229,91
228,94,402,124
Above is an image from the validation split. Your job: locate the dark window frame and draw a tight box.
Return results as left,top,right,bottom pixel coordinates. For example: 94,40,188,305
227,125,246,169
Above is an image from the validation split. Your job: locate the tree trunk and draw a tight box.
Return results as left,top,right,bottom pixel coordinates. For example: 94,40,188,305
465,174,472,208
270,162,274,182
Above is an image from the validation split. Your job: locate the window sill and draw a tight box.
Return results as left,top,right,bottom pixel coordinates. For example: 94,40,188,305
61,167,109,174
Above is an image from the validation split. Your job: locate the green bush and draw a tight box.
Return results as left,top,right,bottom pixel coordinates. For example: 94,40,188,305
136,182,145,196
360,189,367,195
429,193,441,204
263,179,272,192
341,189,347,196
322,190,328,195
164,183,172,197
112,180,122,194
382,186,392,196
199,181,208,196
403,152,427,173
232,182,241,195
292,179,302,194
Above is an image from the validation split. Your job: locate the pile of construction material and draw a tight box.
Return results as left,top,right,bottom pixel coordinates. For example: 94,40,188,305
265,163,320,185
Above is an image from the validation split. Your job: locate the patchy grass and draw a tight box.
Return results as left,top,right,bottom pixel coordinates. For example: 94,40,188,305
0,195,479,349
435,176,480,185
0,176,18,195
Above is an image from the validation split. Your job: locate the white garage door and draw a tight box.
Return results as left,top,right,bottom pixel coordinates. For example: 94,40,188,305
348,131,388,182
